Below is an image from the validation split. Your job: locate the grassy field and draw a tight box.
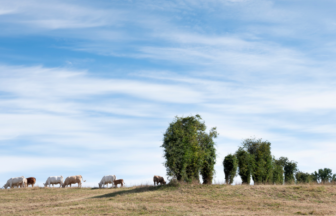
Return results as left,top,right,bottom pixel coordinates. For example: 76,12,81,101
1,184,336,215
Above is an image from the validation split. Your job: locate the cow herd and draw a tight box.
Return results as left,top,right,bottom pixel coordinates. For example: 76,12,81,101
2,175,166,189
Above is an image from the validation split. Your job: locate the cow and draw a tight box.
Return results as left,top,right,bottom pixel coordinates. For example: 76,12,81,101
2,176,26,189
22,178,27,188
113,179,124,188
18,178,28,188
99,175,116,188
153,175,166,185
26,177,36,187
44,176,64,188
62,175,86,188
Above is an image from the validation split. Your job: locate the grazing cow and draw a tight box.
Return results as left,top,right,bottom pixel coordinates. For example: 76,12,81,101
2,176,26,189
22,178,27,188
62,175,86,188
153,175,166,185
26,177,36,187
18,178,28,188
113,179,124,188
44,176,63,188
99,175,116,188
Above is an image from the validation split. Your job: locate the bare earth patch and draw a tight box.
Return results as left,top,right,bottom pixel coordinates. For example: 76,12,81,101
0,184,335,215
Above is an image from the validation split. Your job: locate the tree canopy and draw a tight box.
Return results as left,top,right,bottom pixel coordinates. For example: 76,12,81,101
161,115,217,183
235,147,253,184
278,157,298,184
295,171,312,184
223,154,238,185
241,138,273,184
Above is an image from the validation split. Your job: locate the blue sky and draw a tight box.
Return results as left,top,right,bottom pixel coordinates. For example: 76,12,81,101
1,0,336,186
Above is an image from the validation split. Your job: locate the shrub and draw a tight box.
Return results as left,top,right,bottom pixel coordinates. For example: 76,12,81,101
235,147,253,184
223,154,238,185
295,171,312,184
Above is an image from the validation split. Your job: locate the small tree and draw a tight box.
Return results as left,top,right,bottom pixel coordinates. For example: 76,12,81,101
223,154,238,185
295,171,312,184
200,128,218,184
279,157,298,184
332,174,336,183
272,157,284,185
235,147,253,184
311,171,319,183
318,168,333,183
284,161,298,184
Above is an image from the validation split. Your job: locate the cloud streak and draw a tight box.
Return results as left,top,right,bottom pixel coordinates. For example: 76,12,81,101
0,0,336,185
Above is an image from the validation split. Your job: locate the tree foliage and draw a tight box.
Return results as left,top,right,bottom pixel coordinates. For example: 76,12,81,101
223,154,238,185
311,168,333,183
332,174,336,183
200,128,218,184
235,147,253,184
319,168,333,183
295,171,312,184
311,171,319,183
161,115,217,183
242,138,273,184
278,157,298,184
272,157,284,184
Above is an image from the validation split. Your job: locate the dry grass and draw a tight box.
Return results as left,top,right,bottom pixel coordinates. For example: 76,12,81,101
1,184,336,215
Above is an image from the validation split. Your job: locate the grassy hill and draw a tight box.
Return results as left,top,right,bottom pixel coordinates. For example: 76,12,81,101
1,184,336,215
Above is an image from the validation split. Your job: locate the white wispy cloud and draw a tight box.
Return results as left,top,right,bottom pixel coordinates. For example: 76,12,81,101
0,0,123,29
1,0,336,186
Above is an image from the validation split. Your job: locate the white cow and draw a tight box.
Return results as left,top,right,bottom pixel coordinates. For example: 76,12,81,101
44,176,64,187
99,175,116,188
62,175,86,188
2,176,26,189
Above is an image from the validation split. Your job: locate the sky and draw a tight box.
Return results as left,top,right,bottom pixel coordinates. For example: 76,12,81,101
1,0,336,187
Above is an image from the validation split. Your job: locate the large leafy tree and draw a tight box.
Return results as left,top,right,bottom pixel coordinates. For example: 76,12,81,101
242,138,273,184
161,115,217,183
223,154,238,185
235,147,253,184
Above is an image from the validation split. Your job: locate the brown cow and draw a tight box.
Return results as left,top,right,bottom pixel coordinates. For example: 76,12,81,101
62,175,86,188
26,177,36,187
113,179,124,188
153,175,166,185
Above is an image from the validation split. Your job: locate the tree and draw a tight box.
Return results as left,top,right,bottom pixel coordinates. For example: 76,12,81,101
318,168,333,183
161,115,217,183
200,128,218,184
242,138,273,184
295,171,312,184
311,171,319,183
278,157,298,184
272,157,284,185
223,154,238,185
332,174,336,183
235,147,253,184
